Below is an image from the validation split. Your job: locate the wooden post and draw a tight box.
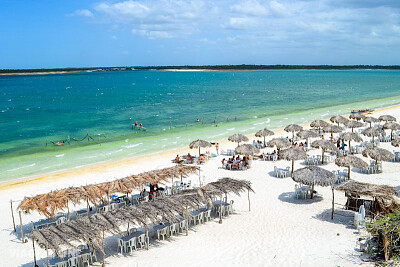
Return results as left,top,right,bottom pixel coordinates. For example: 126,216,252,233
87,198,90,217
322,149,325,164
219,196,223,224
348,167,351,179
171,177,174,195
248,189,251,211
87,131,90,142
10,200,16,232
331,188,335,220
127,222,130,236
311,185,314,199
145,225,149,250
32,226,37,266
67,200,70,221
102,230,105,267
348,140,351,154
291,160,294,177
19,211,24,242
45,138,48,147
46,241,50,267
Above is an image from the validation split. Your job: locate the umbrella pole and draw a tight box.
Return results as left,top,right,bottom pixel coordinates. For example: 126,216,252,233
32,226,37,266
145,225,149,250
67,200,70,221
311,185,314,199
391,130,393,140
331,188,334,220
127,222,129,236
46,241,50,267
199,147,201,157
219,196,223,224
248,189,251,211
102,230,106,267
263,136,266,147
10,200,16,232
171,177,174,195
348,166,351,179
322,149,325,164
19,210,24,242
291,160,294,177
348,141,351,154
87,198,90,217
185,207,189,236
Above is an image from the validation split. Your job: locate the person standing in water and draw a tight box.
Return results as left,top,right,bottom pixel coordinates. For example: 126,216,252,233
216,143,219,155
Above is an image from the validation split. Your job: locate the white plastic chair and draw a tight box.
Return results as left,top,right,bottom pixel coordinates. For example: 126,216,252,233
79,254,90,267
354,205,366,233
67,257,79,267
179,219,186,232
169,223,177,236
159,227,168,240
137,233,146,249
126,236,138,252
118,239,126,254
204,209,212,222
56,217,66,225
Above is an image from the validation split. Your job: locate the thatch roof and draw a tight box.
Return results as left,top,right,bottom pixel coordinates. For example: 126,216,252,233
392,138,400,147
235,144,260,155
383,122,400,131
345,120,364,129
335,180,398,201
297,130,319,139
362,127,384,137
311,139,338,152
310,120,329,128
379,115,397,122
267,138,291,149
30,178,253,255
280,147,307,161
284,124,303,133
340,132,363,142
349,113,366,121
255,128,274,137
330,115,349,125
18,165,199,218
189,139,211,149
292,166,336,187
335,155,368,169
363,116,379,124
362,147,394,161
322,124,343,133
228,133,249,143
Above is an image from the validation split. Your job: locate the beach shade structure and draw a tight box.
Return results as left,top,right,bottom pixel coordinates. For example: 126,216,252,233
228,133,249,147
383,122,400,140
322,124,343,141
284,124,303,141
392,138,400,147
330,115,349,126
296,130,319,146
362,147,394,167
363,116,380,127
340,132,363,154
310,120,330,133
189,139,211,156
292,166,336,199
349,113,366,121
344,120,364,132
280,147,307,176
362,127,383,143
255,128,274,146
311,139,338,164
267,138,292,149
379,114,397,122
235,144,260,155
335,155,368,179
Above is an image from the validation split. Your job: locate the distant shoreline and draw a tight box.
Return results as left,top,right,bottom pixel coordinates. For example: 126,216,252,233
0,70,95,76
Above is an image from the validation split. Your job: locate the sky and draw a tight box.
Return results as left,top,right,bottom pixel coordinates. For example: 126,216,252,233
1,0,400,68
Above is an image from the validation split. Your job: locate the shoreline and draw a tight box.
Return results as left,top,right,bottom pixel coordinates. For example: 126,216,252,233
0,70,95,76
1,102,399,192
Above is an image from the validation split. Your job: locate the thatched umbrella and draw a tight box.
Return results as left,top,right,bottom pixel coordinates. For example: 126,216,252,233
392,138,400,147
349,113,366,121
267,138,291,149
383,122,400,140
284,124,303,140
228,133,249,147
379,115,396,122
280,147,307,176
322,124,343,134
345,120,364,132
292,166,336,199
362,147,394,166
235,144,260,155
310,120,330,133
330,115,349,126
340,132,363,154
189,139,211,156
311,139,338,164
255,128,274,146
362,127,383,143
335,155,368,179
297,130,319,146
363,116,380,127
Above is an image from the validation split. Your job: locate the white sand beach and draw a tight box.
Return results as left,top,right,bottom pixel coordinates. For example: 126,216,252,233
2,105,400,267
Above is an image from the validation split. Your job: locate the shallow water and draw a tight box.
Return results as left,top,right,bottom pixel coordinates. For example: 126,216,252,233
1,70,400,181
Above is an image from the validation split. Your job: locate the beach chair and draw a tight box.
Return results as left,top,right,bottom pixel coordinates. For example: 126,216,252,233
56,217,66,225
354,205,366,233
68,257,79,267
203,209,212,222
179,219,186,232
126,236,138,252
137,233,146,249
159,227,168,240
90,250,97,263
79,254,90,267
169,223,178,236
118,239,126,254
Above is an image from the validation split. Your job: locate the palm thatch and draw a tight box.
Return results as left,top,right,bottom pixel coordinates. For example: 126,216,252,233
310,120,329,131
228,133,249,146
255,128,274,146
349,113,366,121
284,124,303,140
392,138,400,147
383,122,400,140
311,139,338,164
363,116,380,127
362,147,394,164
205,178,254,196
330,115,349,126
335,155,368,178
379,115,397,122
362,127,383,142
280,147,307,176
292,166,336,198
235,144,260,155
345,120,364,132
322,124,343,134
340,132,363,154
18,165,199,218
189,139,211,155
267,138,291,149
297,130,319,139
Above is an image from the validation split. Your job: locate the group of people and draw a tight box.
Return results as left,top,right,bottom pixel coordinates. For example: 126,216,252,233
292,141,308,150
173,153,207,164
252,140,265,149
133,121,144,128
336,139,347,150
221,155,251,170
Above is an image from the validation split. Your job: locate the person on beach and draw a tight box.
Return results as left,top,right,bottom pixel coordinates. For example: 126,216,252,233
337,139,341,149
330,133,334,143
341,140,345,150
199,154,205,164
321,135,324,140
187,153,193,164
135,121,138,127
139,122,143,128
216,143,219,155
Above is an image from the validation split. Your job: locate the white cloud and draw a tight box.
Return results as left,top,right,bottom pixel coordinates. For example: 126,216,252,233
230,0,268,16
69,9,94,17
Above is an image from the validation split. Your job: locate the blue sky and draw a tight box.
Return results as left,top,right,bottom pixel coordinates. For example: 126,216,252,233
1,0,400,68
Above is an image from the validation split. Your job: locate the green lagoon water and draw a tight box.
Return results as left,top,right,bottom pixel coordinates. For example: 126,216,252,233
1,70,400,182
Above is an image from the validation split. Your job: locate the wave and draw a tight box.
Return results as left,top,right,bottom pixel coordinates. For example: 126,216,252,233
227,128,235,131
56,154,65,158
123,143,143,149
7,163,36,172
253,122,264,126
107,149,123,155
265,118,271,124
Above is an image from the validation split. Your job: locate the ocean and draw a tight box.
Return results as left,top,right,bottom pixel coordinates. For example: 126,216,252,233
1,70,400,182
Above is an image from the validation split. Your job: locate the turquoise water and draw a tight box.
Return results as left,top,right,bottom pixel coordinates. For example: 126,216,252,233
1,70,400,181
